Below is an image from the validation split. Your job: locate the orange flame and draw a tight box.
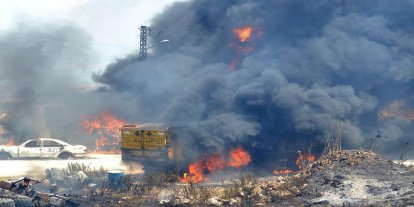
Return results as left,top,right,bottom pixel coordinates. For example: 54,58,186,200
101,112,126,134
273,151,317,176
82,112,125,153
180,160,205,183
273,169,293,175
206,154,225,173
5,139,15,146
295,151,317,172
306,154,316,162
95,136,107,151
227,147,252,169
233,27,253,42
181,147,251,183
379,100,414,122
82,119,101,134
229,26,258,70
82,112,126,135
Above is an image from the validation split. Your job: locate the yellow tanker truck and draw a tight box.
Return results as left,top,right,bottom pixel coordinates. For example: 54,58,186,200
119,124,184,170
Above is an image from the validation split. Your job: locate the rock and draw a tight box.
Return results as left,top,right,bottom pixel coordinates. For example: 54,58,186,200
11,194,34,207
66,171,88,186
330,179,342,188
0,198,15,207
334,174,345,180
46,168,66,182
342,200,368,207
339,157,348,162
304,200,329,206
391,184,400,191
208,197,222,206
366,185,382,195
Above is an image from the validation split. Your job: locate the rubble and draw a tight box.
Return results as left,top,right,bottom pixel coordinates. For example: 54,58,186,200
162,150,414,207
301,150,414,206
0,162,110,206
1,150,414,206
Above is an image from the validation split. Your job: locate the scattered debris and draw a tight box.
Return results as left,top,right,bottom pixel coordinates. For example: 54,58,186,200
2,149,414,206
161,150,414,206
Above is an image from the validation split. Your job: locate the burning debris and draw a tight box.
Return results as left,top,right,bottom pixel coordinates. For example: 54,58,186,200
272,150,317,176
82,112,126,153
181,147,251,183
162,149,414,207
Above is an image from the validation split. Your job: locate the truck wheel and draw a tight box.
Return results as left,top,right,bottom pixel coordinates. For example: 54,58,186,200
0,152,11,160
0,198,15,207
58,152,73,159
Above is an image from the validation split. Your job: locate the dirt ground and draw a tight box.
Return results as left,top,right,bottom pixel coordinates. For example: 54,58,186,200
0,154,143,180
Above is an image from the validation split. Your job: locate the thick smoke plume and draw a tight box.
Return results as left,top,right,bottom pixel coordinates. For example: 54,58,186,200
0,23,129,146
1,1,414,164
95,0,414,161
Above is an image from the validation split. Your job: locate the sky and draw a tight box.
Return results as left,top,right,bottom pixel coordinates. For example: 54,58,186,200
0,0,185,79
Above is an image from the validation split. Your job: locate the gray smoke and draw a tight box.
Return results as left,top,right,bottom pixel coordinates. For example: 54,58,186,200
1,0,413,164
0,22,130,146
94,0,414,161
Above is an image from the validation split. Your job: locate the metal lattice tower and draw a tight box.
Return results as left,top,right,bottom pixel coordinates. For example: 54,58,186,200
139,26,148,60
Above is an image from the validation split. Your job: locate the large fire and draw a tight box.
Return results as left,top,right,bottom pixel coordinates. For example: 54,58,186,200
379,100,414,122
82,112,126,153
181,147,251,183
233,27,253,42
181,160,206,183
206,154,225,173
227,147,252,169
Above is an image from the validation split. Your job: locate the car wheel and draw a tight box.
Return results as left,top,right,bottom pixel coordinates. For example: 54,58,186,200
0,152,11,160
58,152,73,159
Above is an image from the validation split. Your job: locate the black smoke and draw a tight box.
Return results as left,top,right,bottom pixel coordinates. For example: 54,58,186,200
1,0,414,165
94,0,414,162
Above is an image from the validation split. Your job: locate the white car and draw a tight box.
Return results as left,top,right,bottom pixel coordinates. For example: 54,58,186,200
0,138,87,159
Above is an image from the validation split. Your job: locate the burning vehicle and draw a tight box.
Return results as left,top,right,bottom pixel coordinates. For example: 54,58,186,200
0,138,87,160
120,123,257,182
119,124,185,171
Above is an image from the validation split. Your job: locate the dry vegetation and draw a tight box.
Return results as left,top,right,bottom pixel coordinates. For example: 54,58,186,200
52,131,414,206
88,169,181,207
160,173,310,207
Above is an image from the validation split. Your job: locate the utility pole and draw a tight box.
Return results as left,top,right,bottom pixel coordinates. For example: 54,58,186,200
139,26,169,60
139,26,149,60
